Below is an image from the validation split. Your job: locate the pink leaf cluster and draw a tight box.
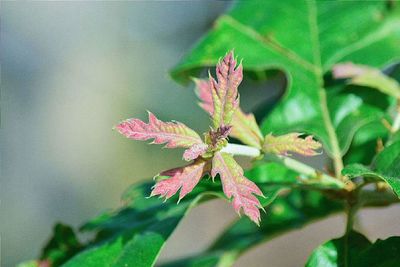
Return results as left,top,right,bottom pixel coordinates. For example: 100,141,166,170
116,51,265,224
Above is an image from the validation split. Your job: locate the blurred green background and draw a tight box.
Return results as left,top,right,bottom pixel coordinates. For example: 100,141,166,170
1,2,399,267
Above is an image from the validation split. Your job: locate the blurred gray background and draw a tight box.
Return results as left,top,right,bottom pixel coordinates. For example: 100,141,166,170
1,2,399,267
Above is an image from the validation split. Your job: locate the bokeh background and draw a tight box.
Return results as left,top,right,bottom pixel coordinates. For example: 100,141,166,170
2,2,399,267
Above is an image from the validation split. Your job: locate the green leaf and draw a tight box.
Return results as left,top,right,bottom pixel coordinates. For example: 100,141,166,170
160,189,343,267
306,231,400,267
375,140,400,177
40,223,82,266
343,163,400,197
306,231,371,267
333,62,400,99
60,159,345,267
354,236,400,267
342,141,400,197
171,0,400,169
343,120,389,165
62,181,216,267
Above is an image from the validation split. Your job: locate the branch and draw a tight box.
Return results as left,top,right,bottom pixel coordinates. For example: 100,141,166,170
221,143,260,157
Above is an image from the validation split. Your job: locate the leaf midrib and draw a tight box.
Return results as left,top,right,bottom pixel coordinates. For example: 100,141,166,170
306,0,344,177
224,1,344,177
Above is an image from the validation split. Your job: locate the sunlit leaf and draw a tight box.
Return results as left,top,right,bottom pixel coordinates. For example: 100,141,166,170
171,0,400,162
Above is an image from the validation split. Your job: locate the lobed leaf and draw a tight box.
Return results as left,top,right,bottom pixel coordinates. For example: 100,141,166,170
116,111,203,150
342,141,400,197
182,143,209,161
230,109,263,149
208,51,242,129
194,78,214,115
151,159,209,202
60,180,222,267
211,152,264,224
306,231,400,267
263,133,322,156
171,0,400,163
195,78,263,148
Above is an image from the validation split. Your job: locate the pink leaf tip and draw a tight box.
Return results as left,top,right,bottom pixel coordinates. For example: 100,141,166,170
207,50,243,129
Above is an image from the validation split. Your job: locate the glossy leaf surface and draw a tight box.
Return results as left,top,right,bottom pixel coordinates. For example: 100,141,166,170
306,231,400,267
342,141,400,197
171,0,400,160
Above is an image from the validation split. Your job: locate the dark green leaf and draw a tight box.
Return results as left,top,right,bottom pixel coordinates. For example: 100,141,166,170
375,140,400,177
160,190,343,267
343,164,400,197
40,223,82,266
306,231,400,267
343,120,389,165
354,236,400,267
306,231,371,267
62,180,218,267
342,141,400,197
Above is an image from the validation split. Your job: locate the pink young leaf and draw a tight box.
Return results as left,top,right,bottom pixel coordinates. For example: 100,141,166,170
209,51,243,129
332,62,369,79
211,152,264,225
333,62,400,99
183,143,209,161
263,133,322,156
230,109,263,149
151,159,208,202
195,77,262,148
116,111,203,149
194,78,214,115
